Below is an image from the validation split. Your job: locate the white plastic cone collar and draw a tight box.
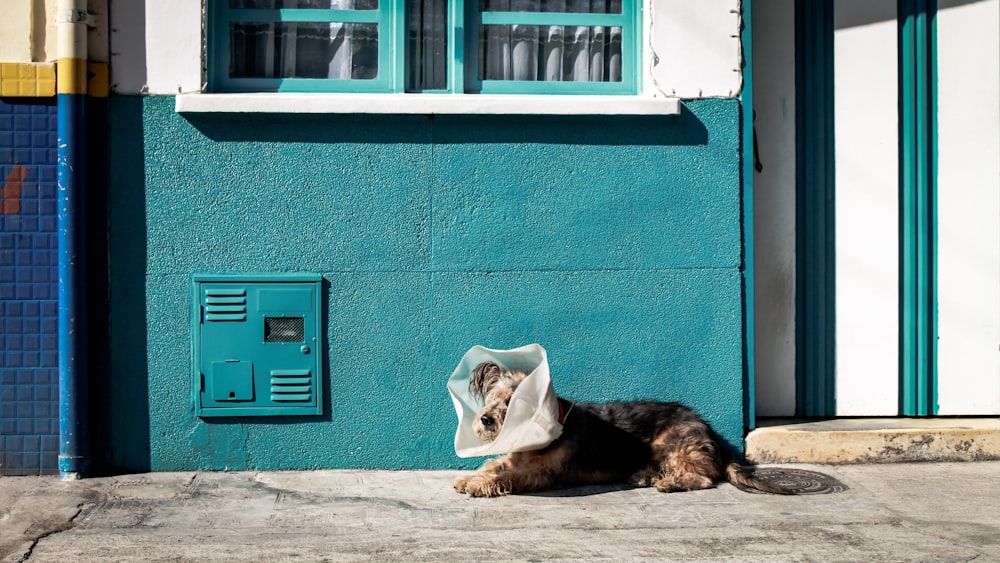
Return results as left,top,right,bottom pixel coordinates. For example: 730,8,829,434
448,344,563,458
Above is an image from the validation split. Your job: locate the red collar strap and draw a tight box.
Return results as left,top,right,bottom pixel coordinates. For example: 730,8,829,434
557,398,575,425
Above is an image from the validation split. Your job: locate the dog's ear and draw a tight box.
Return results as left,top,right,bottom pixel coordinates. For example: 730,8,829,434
470,362,504,399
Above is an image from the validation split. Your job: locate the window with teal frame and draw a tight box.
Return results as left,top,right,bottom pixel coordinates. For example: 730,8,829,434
210,0,400,93
208,0,640,95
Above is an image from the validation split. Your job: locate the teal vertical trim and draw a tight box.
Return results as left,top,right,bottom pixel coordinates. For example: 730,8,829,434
898,0,938,416
392,0,410,92
794,0,836,417
393,0,407,91
741,0,756,432
449,0,465,93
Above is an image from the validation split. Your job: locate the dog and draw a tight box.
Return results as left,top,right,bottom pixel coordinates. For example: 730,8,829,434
453,362,790,497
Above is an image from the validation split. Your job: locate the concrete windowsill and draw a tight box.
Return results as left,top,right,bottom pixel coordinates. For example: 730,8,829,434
175,93,682,116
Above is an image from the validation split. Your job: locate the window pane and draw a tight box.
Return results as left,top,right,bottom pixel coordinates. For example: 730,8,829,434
229,0,379,9
230,22,379,79
479,0,621,15
407,0,448,91
479,24,621,82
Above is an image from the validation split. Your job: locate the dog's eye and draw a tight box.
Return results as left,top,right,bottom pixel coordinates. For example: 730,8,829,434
480,415,494,427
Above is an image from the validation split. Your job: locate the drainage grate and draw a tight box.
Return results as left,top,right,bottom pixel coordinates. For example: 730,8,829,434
736,467,849,495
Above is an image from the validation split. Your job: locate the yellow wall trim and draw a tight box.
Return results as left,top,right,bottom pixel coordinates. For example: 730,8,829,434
56,57,87,95
0,62,56,97
0,60,107,97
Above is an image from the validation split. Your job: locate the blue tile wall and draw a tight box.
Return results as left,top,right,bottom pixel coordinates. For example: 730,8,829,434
0,98,59,475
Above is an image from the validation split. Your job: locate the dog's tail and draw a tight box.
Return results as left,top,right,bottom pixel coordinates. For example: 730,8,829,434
725,462,794,495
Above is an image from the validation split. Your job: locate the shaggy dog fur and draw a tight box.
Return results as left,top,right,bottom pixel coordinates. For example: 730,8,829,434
454,362,789,497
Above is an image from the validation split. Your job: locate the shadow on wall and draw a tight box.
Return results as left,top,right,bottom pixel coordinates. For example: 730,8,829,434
97,95,152,473
84,96,117,475
835,0,987,29
180,106,709,147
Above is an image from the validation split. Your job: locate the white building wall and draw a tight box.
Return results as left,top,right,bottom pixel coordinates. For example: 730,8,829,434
649,0,743,98
0,0,33,62
110,0,202,94
112,0,743,99
936,0,1000,414
833,0,900,416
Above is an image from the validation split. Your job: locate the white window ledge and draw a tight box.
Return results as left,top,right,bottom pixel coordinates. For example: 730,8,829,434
174,93,682,116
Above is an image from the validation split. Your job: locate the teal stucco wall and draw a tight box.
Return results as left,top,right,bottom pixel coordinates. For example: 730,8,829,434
102,95,747,472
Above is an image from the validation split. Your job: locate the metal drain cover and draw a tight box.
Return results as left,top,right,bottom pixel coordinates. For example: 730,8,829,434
736,467,849,495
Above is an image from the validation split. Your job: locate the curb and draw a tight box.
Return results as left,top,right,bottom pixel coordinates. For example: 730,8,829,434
745,418,1000,464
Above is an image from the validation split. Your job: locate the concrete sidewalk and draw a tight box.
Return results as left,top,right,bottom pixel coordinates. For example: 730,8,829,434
2,462,999,562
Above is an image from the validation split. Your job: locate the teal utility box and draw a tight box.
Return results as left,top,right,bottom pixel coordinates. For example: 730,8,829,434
192,273,323,417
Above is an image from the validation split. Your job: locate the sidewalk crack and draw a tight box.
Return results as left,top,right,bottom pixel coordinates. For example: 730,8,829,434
16,498,93,563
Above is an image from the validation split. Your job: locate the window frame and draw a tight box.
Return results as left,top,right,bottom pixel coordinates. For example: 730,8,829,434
468,4,640,95
208,3,404,93
208,0,641,95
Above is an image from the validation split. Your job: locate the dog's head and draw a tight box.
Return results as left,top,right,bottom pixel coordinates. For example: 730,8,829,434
469,362,529,442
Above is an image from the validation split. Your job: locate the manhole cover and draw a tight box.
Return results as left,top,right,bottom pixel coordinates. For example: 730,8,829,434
736,468,849,495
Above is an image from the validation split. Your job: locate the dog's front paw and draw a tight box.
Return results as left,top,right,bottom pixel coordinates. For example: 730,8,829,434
454,474,472,493
653,472,713,493
462,475,511,498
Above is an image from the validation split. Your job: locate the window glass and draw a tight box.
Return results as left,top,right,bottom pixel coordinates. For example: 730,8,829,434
230,0,379,9
479,0,621,14
230,22,379,79
478,25,622,82
407,0,448,91
476,0,626,83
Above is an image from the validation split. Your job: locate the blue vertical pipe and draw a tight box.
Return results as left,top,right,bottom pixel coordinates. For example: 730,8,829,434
57,92,89,479
57,1,90,479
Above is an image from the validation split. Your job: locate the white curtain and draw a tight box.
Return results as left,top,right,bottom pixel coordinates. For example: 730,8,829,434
482,0,623,82
230,0,377,80
328,0,356,79
404,0,622,85
228,0,621,83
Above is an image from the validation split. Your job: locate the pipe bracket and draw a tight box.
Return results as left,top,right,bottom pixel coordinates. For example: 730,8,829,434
55,9,97,27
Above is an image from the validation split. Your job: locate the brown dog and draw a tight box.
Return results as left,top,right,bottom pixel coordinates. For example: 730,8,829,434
454,362,789,497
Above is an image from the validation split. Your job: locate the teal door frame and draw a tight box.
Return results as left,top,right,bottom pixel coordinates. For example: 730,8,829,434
742,0,757,430
898,0,939,416
794,0,837,417
793,0,940,417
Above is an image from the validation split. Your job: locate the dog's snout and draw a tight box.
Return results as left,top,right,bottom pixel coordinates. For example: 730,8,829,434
480,414,494,427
